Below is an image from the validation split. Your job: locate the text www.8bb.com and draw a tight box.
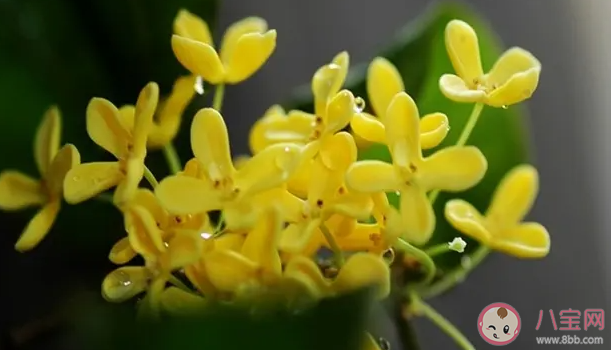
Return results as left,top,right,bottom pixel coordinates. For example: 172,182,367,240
536,335,603,345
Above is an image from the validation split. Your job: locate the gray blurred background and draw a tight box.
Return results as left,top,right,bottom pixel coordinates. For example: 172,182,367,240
220,0,610,348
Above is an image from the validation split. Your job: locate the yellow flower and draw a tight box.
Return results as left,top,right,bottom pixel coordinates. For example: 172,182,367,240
108,189,211,265
279,132,373,254
444,164,550,258
155,108,302,229
439,20,541,107
345,92,488,245
0,107,79,251
63,83,159,206
147,75,197,149
284,253,391,300
351,57,449,149
248,52,351,155
172,10,277,84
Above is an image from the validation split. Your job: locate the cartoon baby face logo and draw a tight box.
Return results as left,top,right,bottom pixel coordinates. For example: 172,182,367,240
478,302,521,346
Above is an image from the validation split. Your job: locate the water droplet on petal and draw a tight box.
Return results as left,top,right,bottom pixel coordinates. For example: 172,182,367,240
102,268,148,302
200,232,212,240
446,125,451,131
354,97,366,113
194,76,205,95
382,248,395,264
378,337,391,350
395,191,401,197
72,176,81,182
501,105,508,110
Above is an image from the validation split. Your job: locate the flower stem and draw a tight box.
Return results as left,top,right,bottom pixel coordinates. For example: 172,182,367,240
424,243,451,257
320,223,345,267
162,143,182,174
419,245,490,299
213,84,225,111
168,274,194,294
143,165,159,188
395,238,436,285
95,193,115,205
410,293,475,350
428,102,485,205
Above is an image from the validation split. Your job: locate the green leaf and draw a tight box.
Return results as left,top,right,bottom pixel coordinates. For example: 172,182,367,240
284,2,533,271
73,288,375,350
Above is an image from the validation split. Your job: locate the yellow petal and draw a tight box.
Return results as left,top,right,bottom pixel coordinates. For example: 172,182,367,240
0,171,44,210
126,205,166,258
14,200,60,252
399,185,434,245
486,67,540,107
284,255,330,293
486,47,541,91
346,161,402,193
367,57,404,118
45,144,80,196
113,158,145,206
234,143,302,197
204,250,259,292
319,131,357,171
420,113,449,149
439,74,487,103
129,189,168,228
34,106,61,176
420,146,487,192
109,237,137,264
86,98,130,158
185,263,217,297
331,193,374,221
371,192,391,224
312,51,349,116
63,162,123,204
494,222,550,258
333,222,382,252
324,90,355,135
249,108,314,154
173,9,213,45
171,35,225,84
241,208,282,276
251,187,304,223
181,158,206,178
384,92,421,168
324,214,356,238
102,266,150,302
350,113,386,144
224,30,277,84
279,219,321,254
220,17,268,63
214,233,246,251
287,158,312,199
163,231,203,271
487,164,538,227
444,199,490,243
382,206,404,247
132,82,159,157
191,108,235,182
160,287,208,315
148,75,197,148
444,20,483,84
118,105,135,132
334,253,390,299
155,175,222,214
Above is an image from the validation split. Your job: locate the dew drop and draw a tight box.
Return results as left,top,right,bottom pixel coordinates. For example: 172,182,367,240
72,176,81,182
395,191,401,197
378,337,391,350
354,97,366,113
382,248,395,264
200,232,213,240
446,125,451,131
501,105,508,110
194,76,205,95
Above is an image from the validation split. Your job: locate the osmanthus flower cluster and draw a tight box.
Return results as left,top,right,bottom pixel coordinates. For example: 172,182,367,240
0,10,550,350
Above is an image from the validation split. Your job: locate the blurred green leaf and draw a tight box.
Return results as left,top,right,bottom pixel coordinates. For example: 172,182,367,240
73,289,375,350
285,2,533,272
